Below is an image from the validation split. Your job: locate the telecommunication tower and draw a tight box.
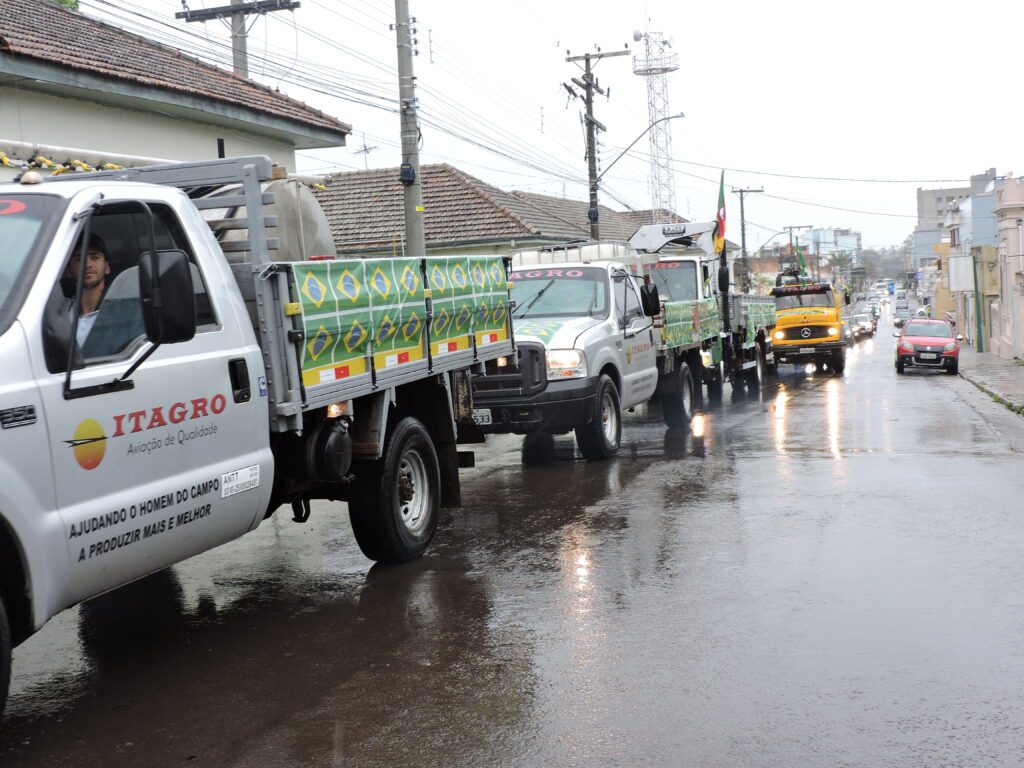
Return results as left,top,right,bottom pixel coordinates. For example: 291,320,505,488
632,29,679,222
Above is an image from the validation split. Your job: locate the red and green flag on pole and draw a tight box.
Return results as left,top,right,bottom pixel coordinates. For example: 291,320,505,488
713,170,726,256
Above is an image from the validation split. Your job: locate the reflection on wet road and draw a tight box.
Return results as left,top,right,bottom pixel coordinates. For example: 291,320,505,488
5,308,1024,767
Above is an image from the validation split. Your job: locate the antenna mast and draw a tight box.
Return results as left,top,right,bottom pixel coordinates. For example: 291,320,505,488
632,29,679,223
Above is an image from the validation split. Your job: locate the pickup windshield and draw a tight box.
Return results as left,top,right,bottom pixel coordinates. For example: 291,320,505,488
775,292,834,310
650,260,699,301
0,194,64,330
511,266,608,319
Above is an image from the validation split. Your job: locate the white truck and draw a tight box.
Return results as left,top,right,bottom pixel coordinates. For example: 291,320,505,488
0,156,514,717
471,223,776,463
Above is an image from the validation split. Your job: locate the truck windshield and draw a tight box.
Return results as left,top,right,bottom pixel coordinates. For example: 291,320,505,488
511,267,608,319
775,292,834,310
650,260,698,301
0,194,64,330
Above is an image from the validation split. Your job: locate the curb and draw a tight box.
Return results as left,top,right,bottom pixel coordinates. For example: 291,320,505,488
958,369,1024,415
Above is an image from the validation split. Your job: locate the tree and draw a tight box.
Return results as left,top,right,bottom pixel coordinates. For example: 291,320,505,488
49,0,79,9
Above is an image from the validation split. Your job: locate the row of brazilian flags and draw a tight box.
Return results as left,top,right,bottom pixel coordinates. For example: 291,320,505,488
293,255,510,388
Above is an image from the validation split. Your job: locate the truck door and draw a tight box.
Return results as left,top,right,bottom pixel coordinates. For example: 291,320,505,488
613,273,658,408
32,198,271,605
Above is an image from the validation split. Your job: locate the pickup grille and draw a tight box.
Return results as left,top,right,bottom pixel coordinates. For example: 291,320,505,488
777,325,831,341
473,342,547,400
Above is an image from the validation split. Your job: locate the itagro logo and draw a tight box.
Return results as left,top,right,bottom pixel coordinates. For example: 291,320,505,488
67,418,106,470
65,394,227,470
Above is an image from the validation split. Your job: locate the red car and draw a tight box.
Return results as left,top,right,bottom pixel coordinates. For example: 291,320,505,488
894,319,961,375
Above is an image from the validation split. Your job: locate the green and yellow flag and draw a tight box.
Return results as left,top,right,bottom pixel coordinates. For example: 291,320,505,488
794,244,808,275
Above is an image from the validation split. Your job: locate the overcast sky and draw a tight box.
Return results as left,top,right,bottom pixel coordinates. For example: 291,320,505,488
82,0,1024,255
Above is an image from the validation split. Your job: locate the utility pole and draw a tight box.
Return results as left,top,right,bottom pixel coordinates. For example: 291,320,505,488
733,187,763,292
565,48,629,240
176,0,301,79
392,0,425,257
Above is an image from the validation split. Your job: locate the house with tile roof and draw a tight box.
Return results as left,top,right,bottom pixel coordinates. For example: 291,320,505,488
314,163,736,261
0,0,350,180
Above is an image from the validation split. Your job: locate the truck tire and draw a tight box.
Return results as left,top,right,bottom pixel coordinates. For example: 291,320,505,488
662,361,694,430
521,431,555,466
706,360,724,403
0,593,9,722
575,374,621,460
347,417,440,564
746,346,765,390
832,348,846,375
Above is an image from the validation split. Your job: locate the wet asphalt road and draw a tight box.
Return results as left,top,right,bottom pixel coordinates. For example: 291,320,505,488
5,307,1024,768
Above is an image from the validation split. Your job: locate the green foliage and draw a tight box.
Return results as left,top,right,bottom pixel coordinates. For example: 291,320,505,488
49,0,80,9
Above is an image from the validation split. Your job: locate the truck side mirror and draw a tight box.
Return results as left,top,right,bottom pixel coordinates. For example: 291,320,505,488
139,249,196,344
717,265,730,293
639,283,660,317
845,292,851,305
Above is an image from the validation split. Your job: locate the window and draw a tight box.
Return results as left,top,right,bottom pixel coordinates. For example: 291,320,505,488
622,276,644,320
0,194,65,334
510,267,608,319
650,260,698,301
48,202,215,368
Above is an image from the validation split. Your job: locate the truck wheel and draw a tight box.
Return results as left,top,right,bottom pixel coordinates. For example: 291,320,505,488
832,348,846,375
706,361,724,403
662,361,694,430
746,347,765,390
521,431,555,466
575,374,621,460
0,593,9,722
347,417,440,564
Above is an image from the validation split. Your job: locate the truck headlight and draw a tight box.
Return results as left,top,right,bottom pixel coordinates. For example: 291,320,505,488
827,326,839,336
546,349,588,379
943,342,956,352
773,330,785,340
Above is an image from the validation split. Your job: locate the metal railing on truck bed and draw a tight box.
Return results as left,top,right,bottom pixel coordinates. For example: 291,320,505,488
44,156,514,432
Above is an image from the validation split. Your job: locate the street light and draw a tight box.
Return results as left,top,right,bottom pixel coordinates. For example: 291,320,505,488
589,112,685,239
752,230,787,257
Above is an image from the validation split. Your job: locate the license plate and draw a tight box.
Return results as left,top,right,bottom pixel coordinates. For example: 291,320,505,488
920,352,937,360
800,347,815,354
471,409,492,426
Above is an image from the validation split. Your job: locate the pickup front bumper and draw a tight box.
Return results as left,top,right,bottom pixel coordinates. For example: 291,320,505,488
472,342,601,434
474,375,600,435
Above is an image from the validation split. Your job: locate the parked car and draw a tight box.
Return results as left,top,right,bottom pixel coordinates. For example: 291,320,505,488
851,313,874,339
894,309,912,328
894,320,961,375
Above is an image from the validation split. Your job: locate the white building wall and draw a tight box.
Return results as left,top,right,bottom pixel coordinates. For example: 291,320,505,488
0,87,296,178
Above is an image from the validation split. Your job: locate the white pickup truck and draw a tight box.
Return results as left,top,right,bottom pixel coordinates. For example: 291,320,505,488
472,224,777,464
0,156,513,718
472,259,662,463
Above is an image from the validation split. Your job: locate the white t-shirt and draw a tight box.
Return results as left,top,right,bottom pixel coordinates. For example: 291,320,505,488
76,311,98,348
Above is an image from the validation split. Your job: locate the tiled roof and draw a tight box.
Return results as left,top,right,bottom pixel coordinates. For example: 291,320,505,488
315,164,538,252
314,163,682,253
0,0,350,138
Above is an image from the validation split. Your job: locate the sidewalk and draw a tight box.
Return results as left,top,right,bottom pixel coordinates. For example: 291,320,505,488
957,346,1024,414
